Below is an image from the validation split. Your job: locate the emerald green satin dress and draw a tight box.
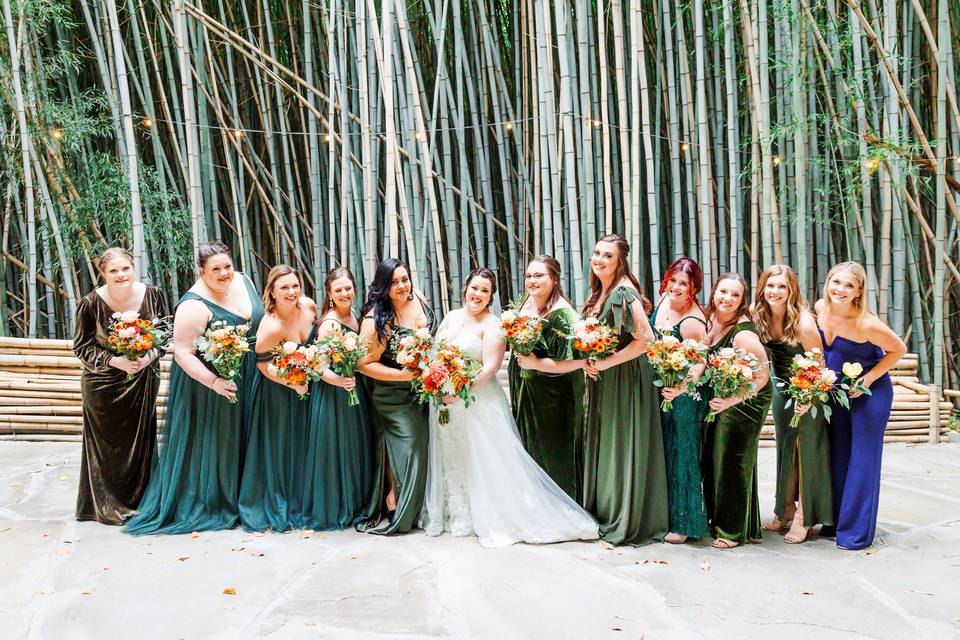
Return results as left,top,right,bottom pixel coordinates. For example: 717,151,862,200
767,340,834,527
300,320,375,530
508,306,585,500
356,308,434,535
237,326,316,532
702,321,773,543
125,274,264,535
649,306,709,539
582,286,669,546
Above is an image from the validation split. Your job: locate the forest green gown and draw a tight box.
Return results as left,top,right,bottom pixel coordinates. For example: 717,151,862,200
508,306,585,501
702,321,773,543
582,286,669,546
237,326,316,532
356,308,435,535
649,306,709,539
74,286,167,525
299,320,375,530
125,274,264,535
766,340,834,527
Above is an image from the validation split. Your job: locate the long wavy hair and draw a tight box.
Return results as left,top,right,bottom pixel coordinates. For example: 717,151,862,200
462,267,497,310
753,264,807,345
822,261,870,328
525,254,569,316
658,257,703,312
704,273,751,334
320,266,357,314
360,258,413,340
582,234,651,316
262,264,301,314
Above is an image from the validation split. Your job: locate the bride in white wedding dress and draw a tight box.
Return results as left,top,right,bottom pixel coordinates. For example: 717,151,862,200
421,268,599,548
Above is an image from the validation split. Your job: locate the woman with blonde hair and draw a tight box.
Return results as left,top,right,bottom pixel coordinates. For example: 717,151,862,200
815,262,906,550
753,265,832,544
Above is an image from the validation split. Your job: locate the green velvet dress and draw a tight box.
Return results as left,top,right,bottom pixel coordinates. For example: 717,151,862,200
507,306,585,501
767,340,834,527
649,306,709,539
702,321,773,543
125,275,264,535
582,286,669,546
300,320,375,530
237,326,316,532
74,287,167,525
356,308,434,535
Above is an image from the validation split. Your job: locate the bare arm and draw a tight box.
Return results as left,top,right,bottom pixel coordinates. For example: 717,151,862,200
474,320,507,388
173,300,236,400
859,316,908,387
357,316,416,382
661,315,708,401
254,319,306,394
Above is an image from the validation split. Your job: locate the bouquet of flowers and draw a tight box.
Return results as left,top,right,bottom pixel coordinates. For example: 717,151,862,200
316,327,369,406
413,341,482,425
194,321,251,403
645,330,709,412
837,361,873,403
777,348,839,428
500,306,544,379
571,317,619,362
391,327,434,373
107,311,170,379
267,341,327,400
703,346,761,422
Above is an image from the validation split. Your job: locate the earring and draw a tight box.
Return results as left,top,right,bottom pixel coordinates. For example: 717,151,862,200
329,300,334,308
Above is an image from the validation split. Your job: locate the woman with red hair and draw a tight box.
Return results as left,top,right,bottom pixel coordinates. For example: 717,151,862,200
650,258,709,544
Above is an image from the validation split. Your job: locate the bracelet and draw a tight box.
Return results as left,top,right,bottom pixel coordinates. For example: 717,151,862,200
209,375,220,389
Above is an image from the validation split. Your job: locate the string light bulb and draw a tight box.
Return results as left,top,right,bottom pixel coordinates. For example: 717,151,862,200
415,131,424,141
680,142,688,152
142,117,152,129
773,155,781,166
232,129,244,140
51,128,64,140
504,121,513,131
324,133,331,143
593,119,603,128
866,156,881,172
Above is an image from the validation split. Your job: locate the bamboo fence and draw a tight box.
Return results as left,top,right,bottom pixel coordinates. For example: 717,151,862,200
0,0,958,393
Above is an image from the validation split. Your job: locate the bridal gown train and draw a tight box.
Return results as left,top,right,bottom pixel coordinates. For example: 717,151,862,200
422,331,599,548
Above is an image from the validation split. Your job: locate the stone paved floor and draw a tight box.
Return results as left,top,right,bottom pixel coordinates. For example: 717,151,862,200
1,441,958,640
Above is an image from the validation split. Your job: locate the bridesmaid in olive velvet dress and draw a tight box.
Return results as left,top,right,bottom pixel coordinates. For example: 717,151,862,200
701,273,773,549
581,234,669,546
74,248,166,525
300,267,374,530
815,261,906,550
753,265,833,544
239,265,315,531
510,255,586,501
126,242,264,535
355,259,433,535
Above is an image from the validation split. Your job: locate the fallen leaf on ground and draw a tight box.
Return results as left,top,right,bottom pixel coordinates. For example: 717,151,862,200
191,531,199,539
300,531,312,539
251,552,265,557
608,626,622,631
81,588,96,596
904,589,935,596
0,527,10,534
58,475,69,481
231,546,246,552
642,559,668,565
223,588,237,595
177,555,189,562
601,542,615,551
700,560,710,571
253,532,264,538
318,533,326,540
56,548,69,556
802,591,815,596
347,554,358,560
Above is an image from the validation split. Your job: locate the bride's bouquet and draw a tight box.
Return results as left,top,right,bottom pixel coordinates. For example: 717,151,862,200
194,321,251,403
571,317,619,362
776,348,841,428
315,327,368,406
107,311,170,379
392,327,433,373
414,341,482,425
267,341,327,400
500,306,544,379
703,346,761,422
645,330,709,412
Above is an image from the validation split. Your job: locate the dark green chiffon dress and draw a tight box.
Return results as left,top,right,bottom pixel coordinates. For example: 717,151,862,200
767,340,834,527
702,321,773,543
649,306,709,539
300,320,375,530
582,286,669,546
125,275,263,535
74,287,166,525
507,306,585,501
356,308,434,535
237,326,316,532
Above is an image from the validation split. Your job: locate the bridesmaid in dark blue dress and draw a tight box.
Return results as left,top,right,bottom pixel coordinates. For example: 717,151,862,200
815,261,906,550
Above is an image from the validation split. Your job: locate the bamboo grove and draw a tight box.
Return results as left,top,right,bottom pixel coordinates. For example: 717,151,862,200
0,0,958,388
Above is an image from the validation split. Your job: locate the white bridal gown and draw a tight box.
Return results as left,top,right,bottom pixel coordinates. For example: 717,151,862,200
422,327,599,548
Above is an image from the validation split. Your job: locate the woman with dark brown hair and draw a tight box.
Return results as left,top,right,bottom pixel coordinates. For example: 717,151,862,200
580,234,669,546
510,255,586,500
701,273,772,549
73,248,167,525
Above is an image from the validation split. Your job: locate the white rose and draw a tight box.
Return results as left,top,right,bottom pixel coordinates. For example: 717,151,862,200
267,364,279,376
585,317,599,326
415,328,432,340
662,335,680,345
501,310,517,324
400,336,416,348
120,311,140,323
718,347,736,358
344,336,358,350
117,327,137,339
282,341,298,354
821,369,837,384
741,365,755,380
842,362,863,378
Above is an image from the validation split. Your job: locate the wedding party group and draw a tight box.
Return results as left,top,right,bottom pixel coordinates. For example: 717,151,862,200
72,233,906,552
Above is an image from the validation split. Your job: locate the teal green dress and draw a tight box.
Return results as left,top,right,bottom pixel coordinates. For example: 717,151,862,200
702,321,773,543
299,319,375,530
582,286,669,546
237,326,316,532
125,274,264,535
649,305,709,539
356,307,435,535
767,340,834,527
508,306,585,501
